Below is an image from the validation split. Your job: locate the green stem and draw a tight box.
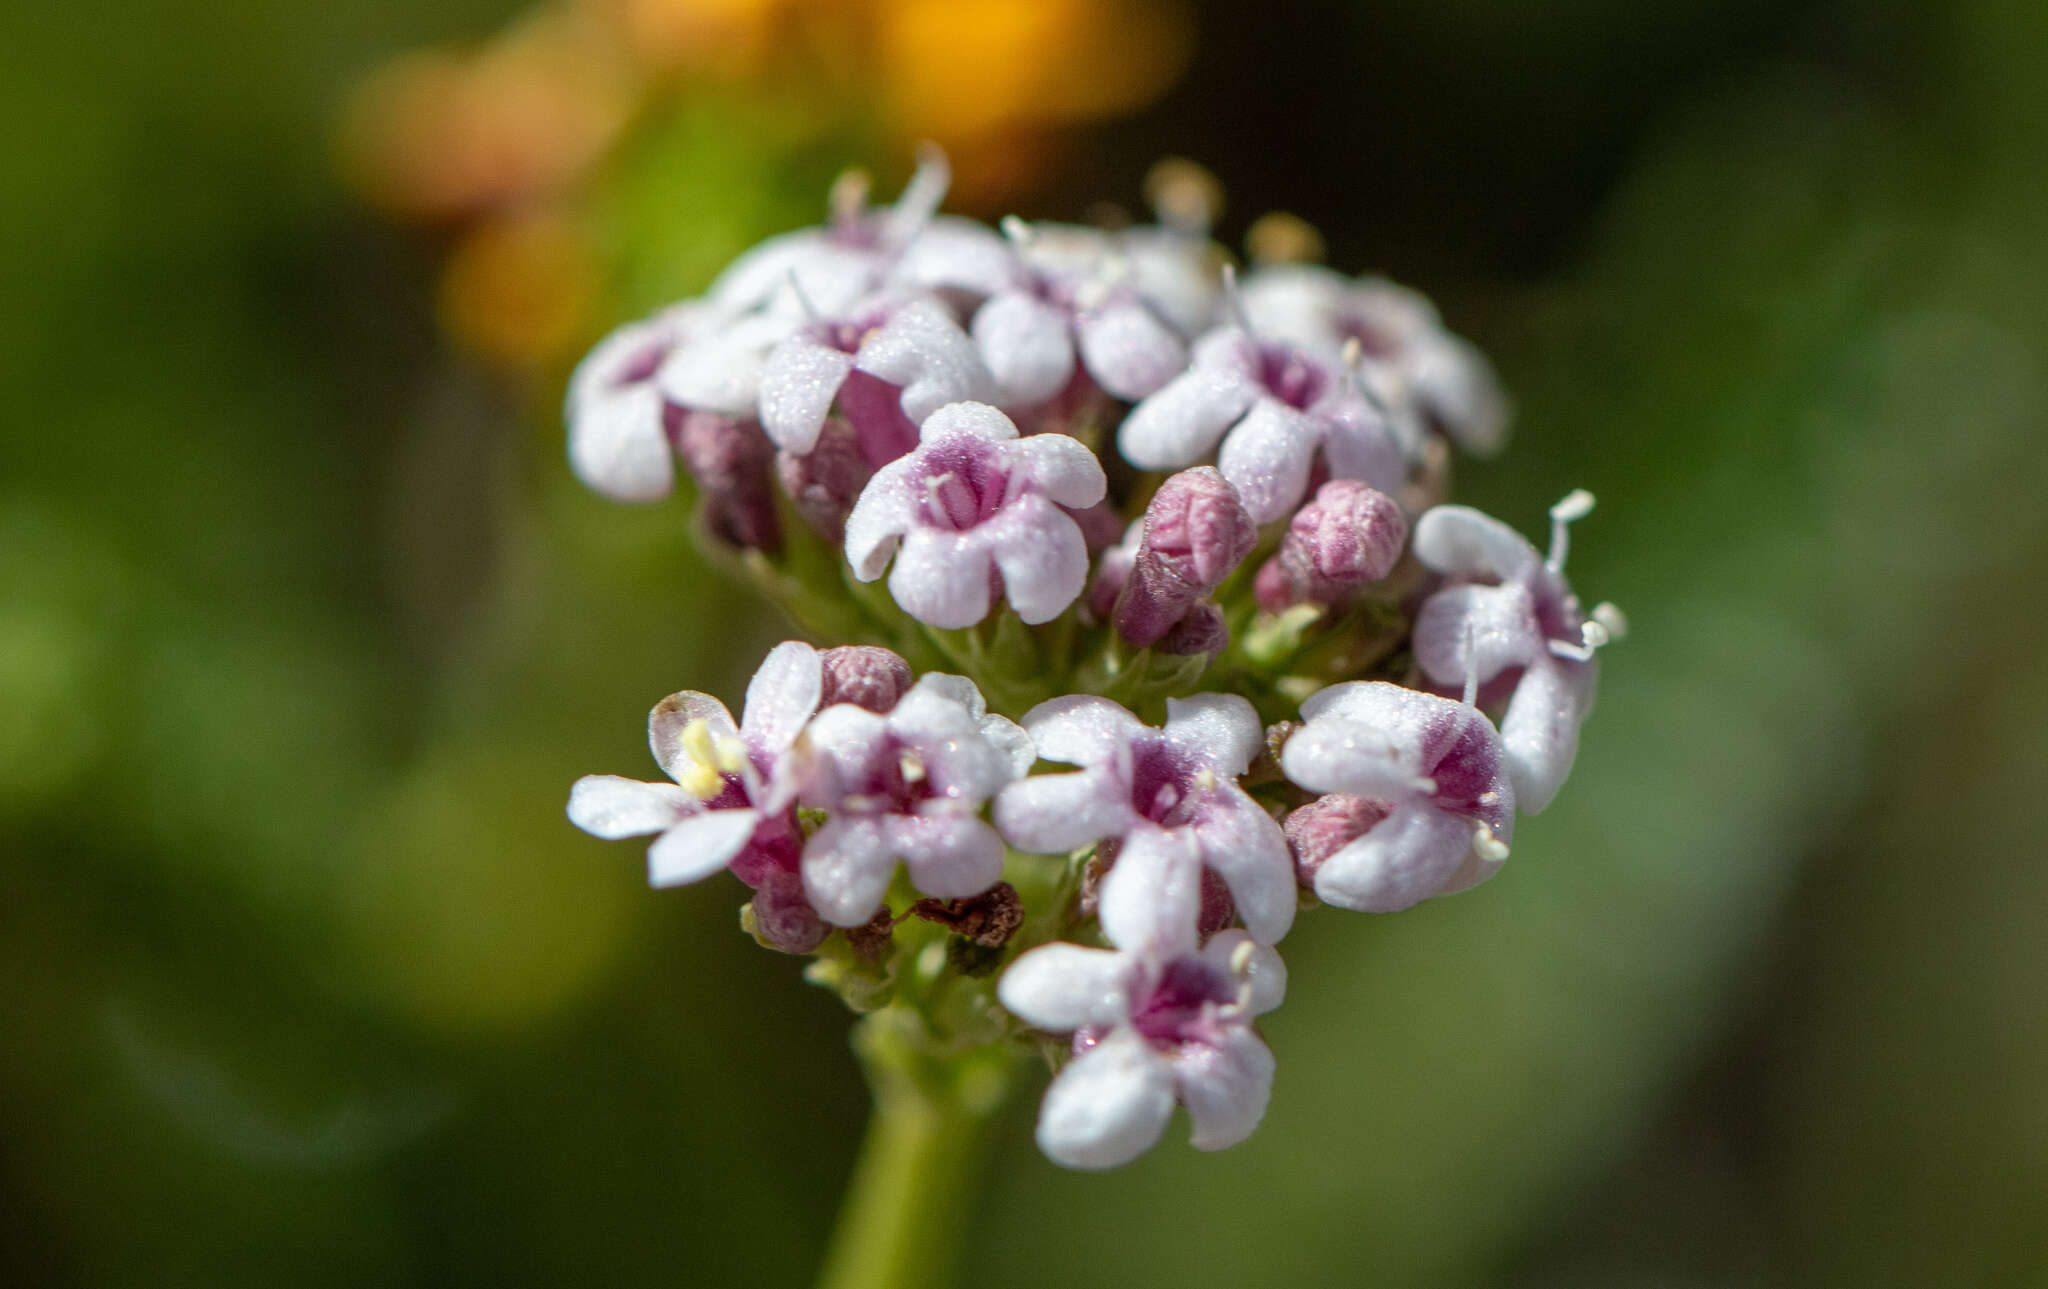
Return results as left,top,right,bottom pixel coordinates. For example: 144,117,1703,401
816,1013,1024,1289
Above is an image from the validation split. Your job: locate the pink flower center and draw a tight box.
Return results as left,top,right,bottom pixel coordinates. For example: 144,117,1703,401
914,439,1013,531
1129,957,1236,1049
1257,343,1329,409
1127,738,1201,826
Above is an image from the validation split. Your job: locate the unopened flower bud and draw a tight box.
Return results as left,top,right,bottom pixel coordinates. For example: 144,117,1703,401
817,646,913,713
776,417,871,544
1115,468,1256,648
747,871,829,955
1157,601,1228,657
1255,479,1406,610
671,409,781,553
1283,794,1391,887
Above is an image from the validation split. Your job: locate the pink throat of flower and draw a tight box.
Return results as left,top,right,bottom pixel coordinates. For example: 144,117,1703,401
914,440,1012,531
1129,957,1237,1049
1258,343,1329,410
1128,738,1202,827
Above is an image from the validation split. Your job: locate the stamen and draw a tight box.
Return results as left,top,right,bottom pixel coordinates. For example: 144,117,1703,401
1245,210,1325,266
1547,489,1595,573
1221,263,1255,336
882,143,951,248
1144,157,1223,235
1191,768,1218,792
999,214,1035,247
677,719,725,799
1591,601,1629,642
898,748,927,786
1472,825,1510,863
828,168,871,232
785,270,822,324
1228,939,1255,974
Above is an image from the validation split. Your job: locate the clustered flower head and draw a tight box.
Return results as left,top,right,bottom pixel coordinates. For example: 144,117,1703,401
564,153,1623,1169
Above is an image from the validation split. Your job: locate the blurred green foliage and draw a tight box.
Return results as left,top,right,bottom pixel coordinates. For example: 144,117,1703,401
4,1,2045,1286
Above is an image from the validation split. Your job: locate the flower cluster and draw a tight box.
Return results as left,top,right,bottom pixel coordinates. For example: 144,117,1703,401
565,154,1621,1170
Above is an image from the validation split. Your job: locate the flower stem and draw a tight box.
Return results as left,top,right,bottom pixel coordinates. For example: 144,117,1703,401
816,1011,1024,1289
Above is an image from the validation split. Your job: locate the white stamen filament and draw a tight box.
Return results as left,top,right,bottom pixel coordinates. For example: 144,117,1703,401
1547,489,1596,572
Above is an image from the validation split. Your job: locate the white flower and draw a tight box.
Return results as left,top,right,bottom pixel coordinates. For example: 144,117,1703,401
795,674,1033,926
756,293,993,463
999,838,1286,1170
566,641,826,888
843,401,1107,628
1118,326,1405,523
1239,263,1509,457
1408,491,1618,813
564,302,712,502
951,221,1197,408
994,693,1295,945
1280,680,1516,913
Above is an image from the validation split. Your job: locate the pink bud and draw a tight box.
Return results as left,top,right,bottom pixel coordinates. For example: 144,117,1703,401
1143,467,1259,591
1257,479,1406,609
1115,468,1256,648
749,871,828,955
817,646,913,713
1157,601,1228,657
776,417,871,545
671,410,782,553
1283,794,1391,887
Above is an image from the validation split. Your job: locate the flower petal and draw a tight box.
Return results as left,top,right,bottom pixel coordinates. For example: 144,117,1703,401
802,815,897,926
567,775,692,839
1098,826,1202,957
893,813,1006,899
1499,653,1595,814
888,528,995,628
647,807,759,887
649,691,739,784
1200,930,1288,1016
1035,1027,1177,1171
757,334,856,454
1076,298,1186,400
1162,694,1265,776
1410,504,1540,580
1117,362,1255,471
1216,396,1322,524
567,381,675,503
1310,799,1476,913
994,768,1131,855
1019,694,1147,767
1318,393,1408,496
918,400,1020,444
987,496,1090,624
1005,430,1109,510
1190,793,1295,945
998,943,1133,1031
972,289,1076,407
741,641,824,757
842,459,921,581
1176,1028,1276,1152
855,297,995,424
1411,582,1542,689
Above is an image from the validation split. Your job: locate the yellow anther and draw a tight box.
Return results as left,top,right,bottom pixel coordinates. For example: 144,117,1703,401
676,719,728,799
899,749,927,785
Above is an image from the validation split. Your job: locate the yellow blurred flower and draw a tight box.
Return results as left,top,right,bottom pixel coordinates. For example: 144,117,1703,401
438,211,603,366
337,11,637,222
